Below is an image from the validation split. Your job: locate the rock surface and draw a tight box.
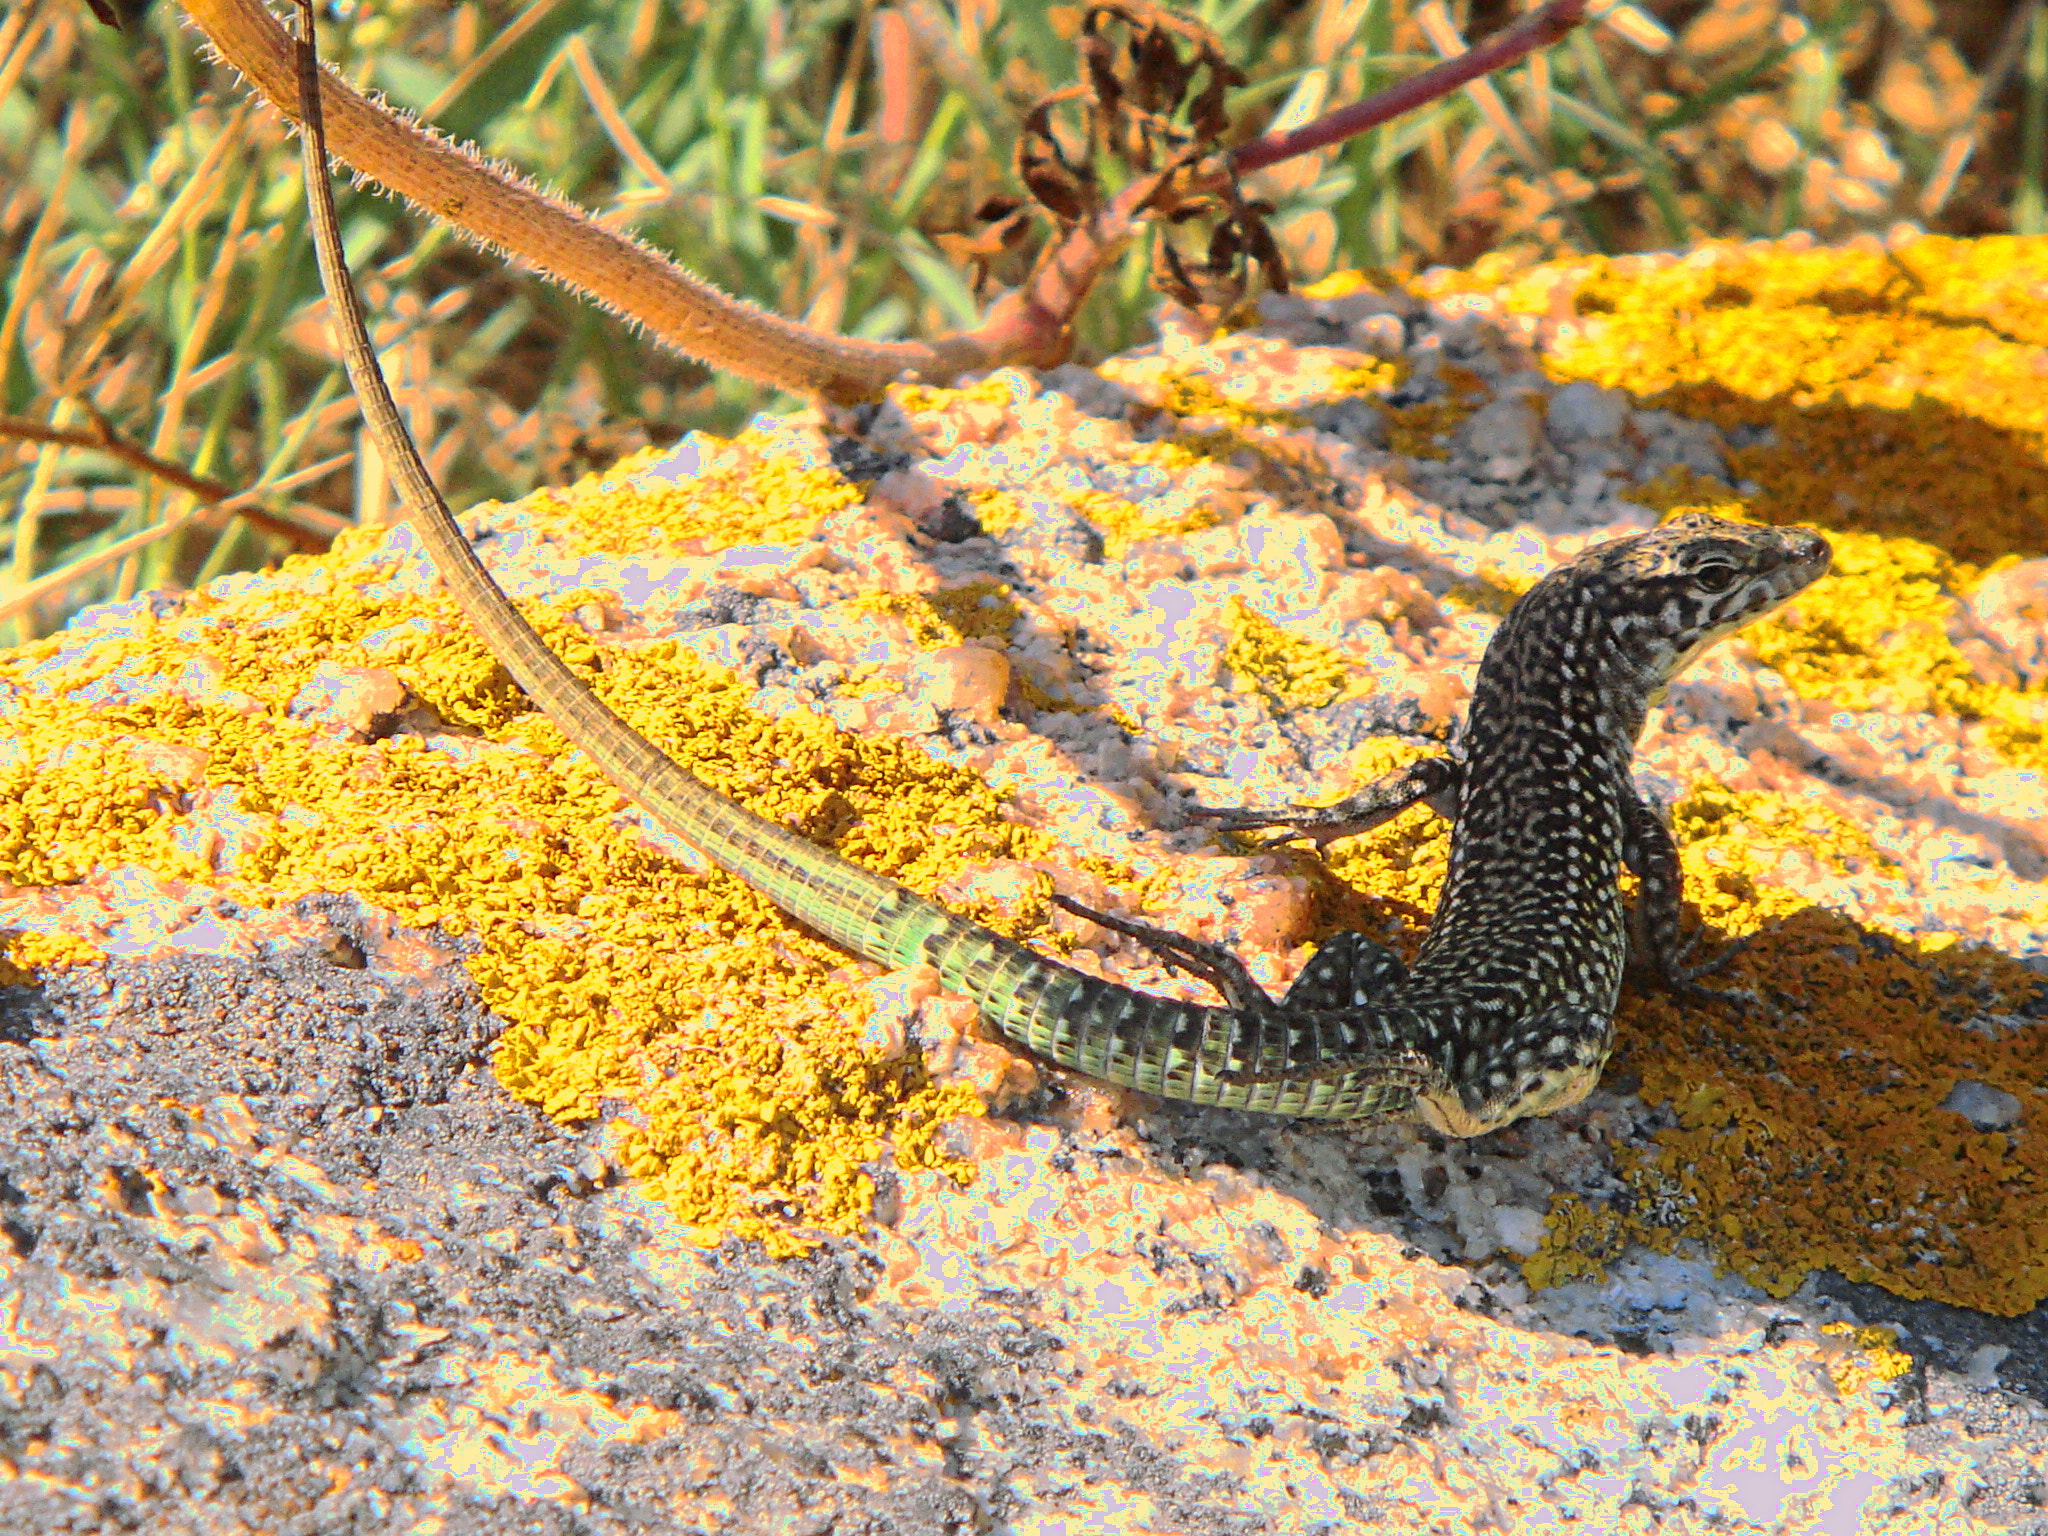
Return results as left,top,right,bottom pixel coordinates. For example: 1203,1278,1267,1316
4,236,2047,1531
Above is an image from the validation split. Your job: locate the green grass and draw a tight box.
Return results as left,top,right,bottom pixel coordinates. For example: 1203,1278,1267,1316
3,0,2044,636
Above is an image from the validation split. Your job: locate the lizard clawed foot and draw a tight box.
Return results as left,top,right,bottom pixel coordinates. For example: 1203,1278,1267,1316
1660,930,1758,1011
1184,802,1356,849
1050,893,1271,1014
1187,759,1461,850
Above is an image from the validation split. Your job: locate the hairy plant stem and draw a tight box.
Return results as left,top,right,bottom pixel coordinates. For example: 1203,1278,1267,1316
186,0,1586,401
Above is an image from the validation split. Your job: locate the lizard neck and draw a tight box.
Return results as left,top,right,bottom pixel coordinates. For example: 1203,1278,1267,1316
1409,575,1650,994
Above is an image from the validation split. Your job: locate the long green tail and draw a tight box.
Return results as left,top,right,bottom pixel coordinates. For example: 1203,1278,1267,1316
295,30,1418,1121
402,484,1425,1119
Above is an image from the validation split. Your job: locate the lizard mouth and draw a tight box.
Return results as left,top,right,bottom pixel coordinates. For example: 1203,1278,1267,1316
1772,529,1833,593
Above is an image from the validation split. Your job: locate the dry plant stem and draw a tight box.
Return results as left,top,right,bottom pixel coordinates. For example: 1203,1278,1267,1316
0,414,333,551
1919,0,2046,217
0,450,350,626
189,0,981,403
188,0,1582,401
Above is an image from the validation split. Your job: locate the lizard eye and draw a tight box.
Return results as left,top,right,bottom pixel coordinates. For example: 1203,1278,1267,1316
1691,562,1742,594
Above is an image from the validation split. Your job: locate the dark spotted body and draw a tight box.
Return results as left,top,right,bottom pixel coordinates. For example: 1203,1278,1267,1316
408,452,1828,1134
1149,512,1834,1132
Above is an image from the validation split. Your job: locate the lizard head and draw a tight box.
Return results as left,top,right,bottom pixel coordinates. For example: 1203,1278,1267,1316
1578,511,1831,698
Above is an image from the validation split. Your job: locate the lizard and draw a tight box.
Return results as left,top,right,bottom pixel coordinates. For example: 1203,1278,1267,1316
289,4,1831,1139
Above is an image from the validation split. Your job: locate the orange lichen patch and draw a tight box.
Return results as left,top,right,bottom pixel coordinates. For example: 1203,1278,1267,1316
1525,765,2048,1313
849,582,1019,650
1220,598,1360,712
0,532,1042,1255
1384,364,1488,460
515,431,865,553
1626,463,1757,522
1539,235,2048,565
1600,907,2048,1315
1521,1191,1634,1291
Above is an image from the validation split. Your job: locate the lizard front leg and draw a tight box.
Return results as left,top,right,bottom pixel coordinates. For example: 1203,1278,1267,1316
1621,791,1755,1007
1275,930,1410,1009
1187,755,1462,847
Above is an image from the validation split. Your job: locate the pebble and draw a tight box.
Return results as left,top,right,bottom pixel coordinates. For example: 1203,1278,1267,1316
1545,379,1631,446
1940,1079,2023,1132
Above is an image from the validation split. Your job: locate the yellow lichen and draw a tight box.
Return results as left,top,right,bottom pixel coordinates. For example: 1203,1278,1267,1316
0,479,1057,1253
1521,1192,1633,1291
1670,784,1899,937
949,446,1237,560
18,237,2048,1304
1743,527,2048,774
3,930,101,972
1543,235,2048,566
891,370,1034,421
1298,269,1376,301
835,664,901,700
1149,372,1306,431
1221,598,1359,713
1329,359,1405,397
1067,481,1226,559
964,487,1030,537
1818,1322,1917,1396
1309,739,1452,938
851,582,1019,650
0,737,215,888
1442,561,1541,617
525,431,865,554
1385,364,1489,460
1406,246,1549,303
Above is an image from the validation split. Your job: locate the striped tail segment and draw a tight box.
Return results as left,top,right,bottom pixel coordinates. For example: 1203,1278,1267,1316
408,505,1424,1121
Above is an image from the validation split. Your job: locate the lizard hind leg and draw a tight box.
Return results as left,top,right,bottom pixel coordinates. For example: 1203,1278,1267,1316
1282,930,1410,1010
1050,893,1273,1015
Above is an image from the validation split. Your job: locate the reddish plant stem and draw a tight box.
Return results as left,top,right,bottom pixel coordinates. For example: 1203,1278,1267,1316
1231,0,1589,174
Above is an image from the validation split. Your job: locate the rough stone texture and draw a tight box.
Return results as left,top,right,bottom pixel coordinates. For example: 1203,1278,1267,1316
0,922,2043,1532
6,240,2048,1530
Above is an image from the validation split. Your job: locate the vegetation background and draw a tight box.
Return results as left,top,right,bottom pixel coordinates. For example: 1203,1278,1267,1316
1,0,2042,638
